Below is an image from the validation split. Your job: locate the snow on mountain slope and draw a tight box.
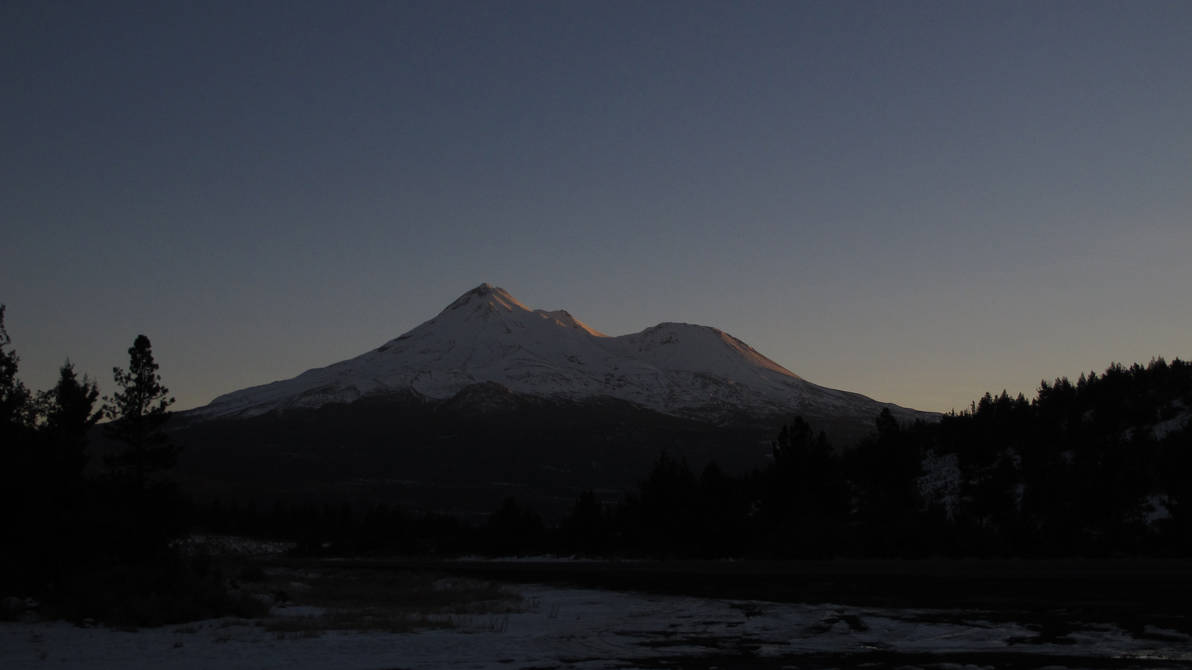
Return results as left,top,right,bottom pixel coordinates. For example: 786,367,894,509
191,283,927,422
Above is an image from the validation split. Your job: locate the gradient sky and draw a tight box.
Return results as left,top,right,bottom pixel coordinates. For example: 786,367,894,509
3,0,1190,414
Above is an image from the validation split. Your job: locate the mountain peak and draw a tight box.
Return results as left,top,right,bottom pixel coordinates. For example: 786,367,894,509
443,283,529,314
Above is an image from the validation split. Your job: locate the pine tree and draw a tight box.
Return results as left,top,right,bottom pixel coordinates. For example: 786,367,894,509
31,362,103,587
768,416,845,555
103,334,180,559
104,334,176,490
0,305,31,430
37,361,102,481
0,305,34,591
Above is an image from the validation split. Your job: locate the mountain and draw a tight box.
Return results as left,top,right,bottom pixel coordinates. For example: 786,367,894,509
174,284,938,516
189,283,931,427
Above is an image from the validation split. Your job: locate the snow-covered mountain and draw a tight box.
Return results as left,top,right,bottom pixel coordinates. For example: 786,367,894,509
190,283,930,424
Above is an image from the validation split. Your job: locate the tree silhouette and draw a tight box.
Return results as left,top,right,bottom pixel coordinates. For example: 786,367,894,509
485,497,544,555
560,489,610,555
632,452,700,554
767,416,846,555
0,305,31,431
105,334,177,491
37,361,102,482
31,362,103,588
103,334,180,557
0,305,34,593
849,408,926,555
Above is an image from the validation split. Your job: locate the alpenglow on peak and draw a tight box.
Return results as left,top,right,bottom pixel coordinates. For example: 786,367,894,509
442,282,529,314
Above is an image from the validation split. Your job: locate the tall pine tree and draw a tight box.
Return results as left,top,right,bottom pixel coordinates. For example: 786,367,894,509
0,305,30,432
105,335,176,490
104,334,180,557
32,362,103,588
38,361,102,482
0,305,34,591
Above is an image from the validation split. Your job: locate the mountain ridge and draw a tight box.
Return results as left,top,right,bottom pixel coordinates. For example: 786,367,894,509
188,283,933,425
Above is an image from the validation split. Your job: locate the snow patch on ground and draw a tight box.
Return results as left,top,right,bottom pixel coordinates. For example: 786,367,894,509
4,584,1190,669
174,534,297,557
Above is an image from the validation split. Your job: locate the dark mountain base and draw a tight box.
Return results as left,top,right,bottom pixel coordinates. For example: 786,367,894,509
172,388,813,518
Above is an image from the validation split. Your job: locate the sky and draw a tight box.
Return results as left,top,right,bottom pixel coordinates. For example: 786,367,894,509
3,0,1190,414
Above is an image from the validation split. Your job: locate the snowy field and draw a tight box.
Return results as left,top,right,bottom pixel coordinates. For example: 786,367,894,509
4,577,1192,669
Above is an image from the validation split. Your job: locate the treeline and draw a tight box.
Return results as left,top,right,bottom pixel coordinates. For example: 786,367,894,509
590,359,1192,557
194,358,1192,558
0,307,262,625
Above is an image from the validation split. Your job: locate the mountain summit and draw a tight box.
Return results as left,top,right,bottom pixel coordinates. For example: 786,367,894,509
192,284,928,424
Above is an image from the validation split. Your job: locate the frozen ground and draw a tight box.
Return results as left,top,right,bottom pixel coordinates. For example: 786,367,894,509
4,580,1192,669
